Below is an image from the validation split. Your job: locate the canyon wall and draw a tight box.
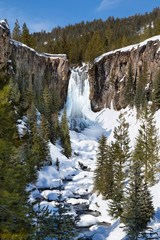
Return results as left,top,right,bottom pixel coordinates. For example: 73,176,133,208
0,21,70,106
89,37,160,111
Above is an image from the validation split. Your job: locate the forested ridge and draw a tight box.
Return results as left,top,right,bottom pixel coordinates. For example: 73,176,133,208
12,7,160,64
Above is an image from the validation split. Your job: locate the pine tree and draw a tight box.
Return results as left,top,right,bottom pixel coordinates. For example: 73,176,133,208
0,72,33,239
42,84,52,119
21,23,30,45
153,69,160,110
12,19,21,41
42,84,56,143
21,22,35,48
40,114,50,142
124,63,135,107
154,17,160,35
135,61,149,111
28,104,51,171
134,105,160,185
60,106,72,158
109,113,131,218
123,160,154,240
94,135,107,195
85,31,105,63
104,143,114,199
33,198,55,240
53,184,76,240
9,77,21,104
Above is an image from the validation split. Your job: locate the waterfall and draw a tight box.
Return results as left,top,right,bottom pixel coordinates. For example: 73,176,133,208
66,69,91,132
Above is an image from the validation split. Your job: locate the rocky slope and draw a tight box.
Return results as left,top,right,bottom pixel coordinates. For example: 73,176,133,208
0,21,70,106
89,36,160,111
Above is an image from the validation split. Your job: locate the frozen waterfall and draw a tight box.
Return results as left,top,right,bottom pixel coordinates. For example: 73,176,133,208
66,69,91,132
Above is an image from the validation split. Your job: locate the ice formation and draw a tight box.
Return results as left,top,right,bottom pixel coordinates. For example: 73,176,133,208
66,69,91,132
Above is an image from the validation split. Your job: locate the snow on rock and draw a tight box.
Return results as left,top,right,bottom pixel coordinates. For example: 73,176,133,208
67,198,89,205
37,166,59,189
41,189,75,201
95,35,160,63
10,39,67,60
77,214,99,227
0,20,9,30
89,194,114,225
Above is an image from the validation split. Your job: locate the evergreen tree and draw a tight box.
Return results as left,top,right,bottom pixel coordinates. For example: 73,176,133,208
33,198,55,240
9,77,21,104
85,31,105,63
104,143,114,199
60,106,72,158
153,69,160,110
12,19,21,41
52,184,76,240
124,63,135,106
154,17,160,35
42,84,52,119
109,113,131,218
94,135,107,195
26,103,51,174
21,22,35,48
21,23,30,45
135,61,149,111
134,105,160,185
42,83,56,143
0,72,33,239
123,160,154,240
40,114,50,142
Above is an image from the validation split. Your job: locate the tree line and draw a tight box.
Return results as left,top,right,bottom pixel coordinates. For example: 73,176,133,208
11,7,160,64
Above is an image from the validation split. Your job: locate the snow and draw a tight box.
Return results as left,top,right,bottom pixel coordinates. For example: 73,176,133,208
0,20,9,30
77,214,99,227
10,39,66,60
95,35,160,63
32,66,160,239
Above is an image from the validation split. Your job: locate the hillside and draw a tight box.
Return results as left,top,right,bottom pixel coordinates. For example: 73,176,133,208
30,7,160,64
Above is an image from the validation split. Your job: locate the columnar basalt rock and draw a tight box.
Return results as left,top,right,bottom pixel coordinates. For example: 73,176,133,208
89,38,160,111
0,21,70,106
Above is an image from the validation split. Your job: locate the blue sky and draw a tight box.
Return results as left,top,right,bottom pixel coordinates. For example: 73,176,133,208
0,0,159,33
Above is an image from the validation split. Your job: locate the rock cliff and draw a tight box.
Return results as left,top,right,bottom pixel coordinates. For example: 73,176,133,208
89,36,160,111
0,21,70,106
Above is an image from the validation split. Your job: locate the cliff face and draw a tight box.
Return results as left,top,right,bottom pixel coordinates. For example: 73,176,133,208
89,37,160,111
0,21,70,106
0,21,11,69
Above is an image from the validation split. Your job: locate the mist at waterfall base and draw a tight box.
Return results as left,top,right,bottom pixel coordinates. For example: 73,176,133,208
66,69,92,132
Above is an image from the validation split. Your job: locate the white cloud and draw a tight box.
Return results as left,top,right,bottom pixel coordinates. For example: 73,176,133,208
97,0,123,11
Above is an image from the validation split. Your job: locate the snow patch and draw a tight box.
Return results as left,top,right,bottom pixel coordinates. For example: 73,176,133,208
95,35,160,62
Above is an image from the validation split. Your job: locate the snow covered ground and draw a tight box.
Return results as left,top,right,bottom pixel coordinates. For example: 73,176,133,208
34,105,160,239
34,68,160,239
